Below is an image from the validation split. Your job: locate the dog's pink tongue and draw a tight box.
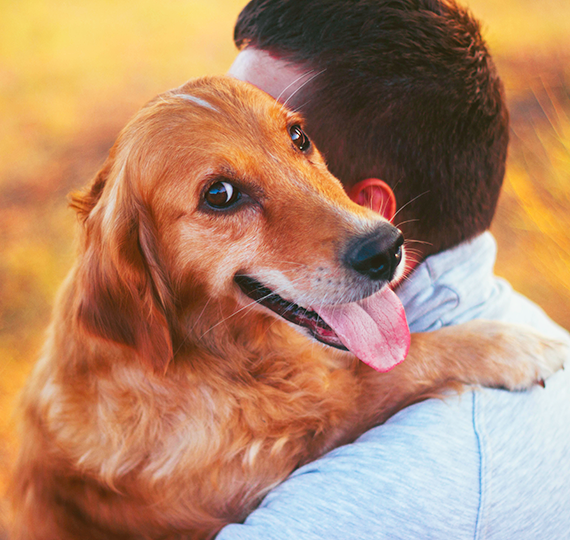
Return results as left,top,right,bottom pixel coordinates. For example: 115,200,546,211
314,288,410,372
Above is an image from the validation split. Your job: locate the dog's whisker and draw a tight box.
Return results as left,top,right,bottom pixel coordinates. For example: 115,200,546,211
397,268,419,285
200,276,309,338
170,296,216,358
403,254,422,268
392,191,430,221
404,238,433,246
274,262,310,270
200,298,265,338
190,297,214,333
279,69,326,112
273,70,316,107
203,272,328,337
403,243,424,251
390,176,404,194
394,218,420,229
287,97,313,115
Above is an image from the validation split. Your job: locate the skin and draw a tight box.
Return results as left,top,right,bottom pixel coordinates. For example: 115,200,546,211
227,48,311,108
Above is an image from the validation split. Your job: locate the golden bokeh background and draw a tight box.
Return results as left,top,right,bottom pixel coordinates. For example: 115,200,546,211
1,0,569,525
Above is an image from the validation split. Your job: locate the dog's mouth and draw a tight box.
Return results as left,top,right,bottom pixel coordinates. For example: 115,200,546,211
235,275,348,351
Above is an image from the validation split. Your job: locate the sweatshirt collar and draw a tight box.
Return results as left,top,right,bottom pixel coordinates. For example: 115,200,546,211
396,232,502,333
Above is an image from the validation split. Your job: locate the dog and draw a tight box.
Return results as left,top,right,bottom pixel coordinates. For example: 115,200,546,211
9,76,565,539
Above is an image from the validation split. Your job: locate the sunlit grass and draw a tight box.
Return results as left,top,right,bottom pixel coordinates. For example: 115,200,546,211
465,0,570,54
493,77,570,327
0,0,244,185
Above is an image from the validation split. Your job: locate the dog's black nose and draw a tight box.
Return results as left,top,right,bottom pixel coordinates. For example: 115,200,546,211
346,224,404,282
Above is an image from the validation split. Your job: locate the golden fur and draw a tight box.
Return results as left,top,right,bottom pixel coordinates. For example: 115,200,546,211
9,76,565,539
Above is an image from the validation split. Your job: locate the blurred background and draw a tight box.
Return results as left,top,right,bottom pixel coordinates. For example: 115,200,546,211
0,0,569,521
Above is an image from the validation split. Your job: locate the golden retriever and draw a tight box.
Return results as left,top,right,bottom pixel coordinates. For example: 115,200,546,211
9,76,565,539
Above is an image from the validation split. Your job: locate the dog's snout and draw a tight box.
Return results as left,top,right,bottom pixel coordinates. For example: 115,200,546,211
346,224,404,282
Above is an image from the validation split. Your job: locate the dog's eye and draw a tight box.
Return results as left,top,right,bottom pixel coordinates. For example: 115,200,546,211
205,181,240,209
290,125,311,152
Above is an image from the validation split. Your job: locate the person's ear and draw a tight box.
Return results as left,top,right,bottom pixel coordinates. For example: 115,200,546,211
348,179,396,220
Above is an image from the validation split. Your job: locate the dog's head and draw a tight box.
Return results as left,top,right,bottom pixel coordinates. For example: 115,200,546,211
70,76,408,374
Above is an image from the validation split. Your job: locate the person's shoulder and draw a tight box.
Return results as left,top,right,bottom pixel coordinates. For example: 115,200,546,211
486,278,570,344
327,390,481,481
291,391,482,498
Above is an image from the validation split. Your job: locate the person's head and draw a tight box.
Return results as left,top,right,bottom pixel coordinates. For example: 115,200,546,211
229,0,509,261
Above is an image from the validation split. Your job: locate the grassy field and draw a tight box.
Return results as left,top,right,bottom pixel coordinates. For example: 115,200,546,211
1,0,569,523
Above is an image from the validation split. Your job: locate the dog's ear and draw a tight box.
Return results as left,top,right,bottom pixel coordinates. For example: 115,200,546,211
72,157,176,374
69,153,115,222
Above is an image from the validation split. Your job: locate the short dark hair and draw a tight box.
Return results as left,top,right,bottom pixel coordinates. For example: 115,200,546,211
234,0,509,255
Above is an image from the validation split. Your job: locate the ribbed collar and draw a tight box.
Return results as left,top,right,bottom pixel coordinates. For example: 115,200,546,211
396,232,508,333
